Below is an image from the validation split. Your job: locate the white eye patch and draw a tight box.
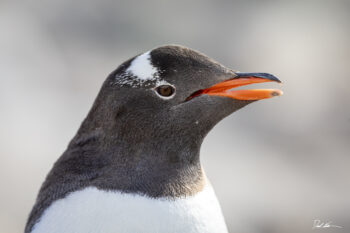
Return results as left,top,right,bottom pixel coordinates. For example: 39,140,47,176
126,51,158,82
114,51,162,87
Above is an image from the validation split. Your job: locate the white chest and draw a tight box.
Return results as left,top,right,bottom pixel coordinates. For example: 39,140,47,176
31,185,228,233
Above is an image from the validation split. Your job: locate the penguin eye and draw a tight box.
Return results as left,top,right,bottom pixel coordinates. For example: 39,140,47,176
155,85,175,98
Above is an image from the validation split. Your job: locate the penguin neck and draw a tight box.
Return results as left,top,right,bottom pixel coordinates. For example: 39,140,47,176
61,126,206,198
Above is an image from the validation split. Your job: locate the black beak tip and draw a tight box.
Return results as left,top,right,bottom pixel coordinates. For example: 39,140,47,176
235,72,281,83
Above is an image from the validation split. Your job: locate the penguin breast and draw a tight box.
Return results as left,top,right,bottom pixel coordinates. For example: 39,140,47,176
31,184,228,233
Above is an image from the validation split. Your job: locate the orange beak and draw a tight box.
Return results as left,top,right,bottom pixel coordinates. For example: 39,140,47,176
187,73,283,101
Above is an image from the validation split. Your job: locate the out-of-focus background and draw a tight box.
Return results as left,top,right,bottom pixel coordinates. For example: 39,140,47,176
1,0,349,232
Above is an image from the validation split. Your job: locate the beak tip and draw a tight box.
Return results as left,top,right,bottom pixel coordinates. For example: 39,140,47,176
271,90,283,97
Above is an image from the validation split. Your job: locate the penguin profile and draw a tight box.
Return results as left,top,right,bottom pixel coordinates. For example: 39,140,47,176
25,45,282,233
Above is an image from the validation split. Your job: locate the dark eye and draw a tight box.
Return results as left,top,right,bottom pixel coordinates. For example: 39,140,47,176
156,85,175,97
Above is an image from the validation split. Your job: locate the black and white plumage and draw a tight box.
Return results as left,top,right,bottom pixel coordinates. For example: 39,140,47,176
25,45,282,233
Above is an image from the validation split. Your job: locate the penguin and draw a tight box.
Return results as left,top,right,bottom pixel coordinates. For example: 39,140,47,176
25,45,282,233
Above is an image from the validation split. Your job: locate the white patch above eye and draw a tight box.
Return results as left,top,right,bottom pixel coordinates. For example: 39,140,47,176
126,51,158,81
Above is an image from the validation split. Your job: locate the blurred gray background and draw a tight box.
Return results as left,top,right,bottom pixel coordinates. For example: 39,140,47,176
1,0,349,233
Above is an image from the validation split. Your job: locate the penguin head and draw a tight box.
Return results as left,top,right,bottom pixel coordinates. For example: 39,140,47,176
78,45,282,159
